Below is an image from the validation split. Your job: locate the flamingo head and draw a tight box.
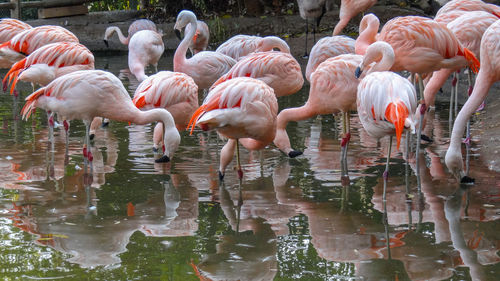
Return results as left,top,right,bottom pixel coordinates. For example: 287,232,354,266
445,146,475,184
174,10,196,33
156,125,181,163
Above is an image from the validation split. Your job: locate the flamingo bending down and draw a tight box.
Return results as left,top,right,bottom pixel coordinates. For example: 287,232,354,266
210,51,304,97
0,25,78,69
305,35,355,82
333,0,377,36
103,18,157,46
274,42,395,158
215,35,290,61
132,71,198,151
183,20,209,55
187,77,278,180
445,19,500,182
356,71,418,201
0,18,31,44
21,70,181,164
435,0,500,19
174,10,236,90
424,11,498,108
297,0,334,57
128,29,165,82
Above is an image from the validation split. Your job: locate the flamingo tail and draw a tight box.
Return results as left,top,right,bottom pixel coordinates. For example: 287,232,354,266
385,101,409,150
462,47,480,74
21,87,45,120
132,94,146,109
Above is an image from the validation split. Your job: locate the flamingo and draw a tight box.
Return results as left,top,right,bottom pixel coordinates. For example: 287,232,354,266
424,11,498,108
215,35,290,61
0,25,78,69
333,0,377,36
132,71,198,151
435,0,500,19
297,0,334,57
445,19,500,182
3,42,94,93
183,20,210,56
356,70,418,202
174,10,236,90
21,70,181,165
305,35,355,82
103,18,157,47
127,29,164,82
187,77,278,180
274,42,395,158
0,18,31,44
210,51,304,97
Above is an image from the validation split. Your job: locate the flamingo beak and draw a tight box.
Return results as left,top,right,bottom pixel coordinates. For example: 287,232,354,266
103,39,109,48
355,66,363,79
155,155,170,163
175,29,182,41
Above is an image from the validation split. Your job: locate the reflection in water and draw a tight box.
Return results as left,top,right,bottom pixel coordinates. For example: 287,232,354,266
0,53,499,279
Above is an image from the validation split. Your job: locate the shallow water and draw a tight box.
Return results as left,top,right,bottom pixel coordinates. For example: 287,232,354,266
0,53,499,281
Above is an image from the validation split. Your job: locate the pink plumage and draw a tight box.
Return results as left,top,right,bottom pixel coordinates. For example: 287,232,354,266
211,51,304,97
305,35,355,82
0,18,31,44
4,42,94,93
132,71,198,150
188,77,278,178
185,20,210,55
216,35,290,61
435,0,500,19
104,19,157,45
424,11,498,107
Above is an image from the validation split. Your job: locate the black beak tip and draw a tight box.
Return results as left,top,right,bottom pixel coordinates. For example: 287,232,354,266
218,171,225,181
355,67,362,79
175,29,182,41
89,134,95,140
103,39,109,48
288,150,303,158
460,176,475,184
155,155,171,163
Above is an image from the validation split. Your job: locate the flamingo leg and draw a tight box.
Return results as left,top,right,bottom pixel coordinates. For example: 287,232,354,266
454,71,460,117
449,72,457,130
236,139,243,181
383,136,392,203
303,18,309,58
64,120,69,165
464,70,474,146
416,76,425,192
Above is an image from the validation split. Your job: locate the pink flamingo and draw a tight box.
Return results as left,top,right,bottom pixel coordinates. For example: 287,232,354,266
187,77,278,180
127,29,164,82
132,71,198,151
184,20,209,56
103,18,157,46
0,18,31,44
424,11,498,108
333,0,377,36
356,70,418,201
215,35,290,61
0,25,78,69
174,10,236,90
3,42,94,93
445,19,500,182
21,70,181,164
210,51,304,97
305,35,355,82
435,0,500,19
274,41,395,158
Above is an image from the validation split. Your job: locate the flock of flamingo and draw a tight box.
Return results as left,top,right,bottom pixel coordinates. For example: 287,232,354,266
0,0,499,193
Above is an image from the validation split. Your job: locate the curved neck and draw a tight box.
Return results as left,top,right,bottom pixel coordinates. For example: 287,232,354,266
174,17,197,70
106,26,129,45
355,16,379,55
131,108,176,129
364,43,395,74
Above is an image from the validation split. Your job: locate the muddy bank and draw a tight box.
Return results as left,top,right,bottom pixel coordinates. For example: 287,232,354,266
25,5,427,56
